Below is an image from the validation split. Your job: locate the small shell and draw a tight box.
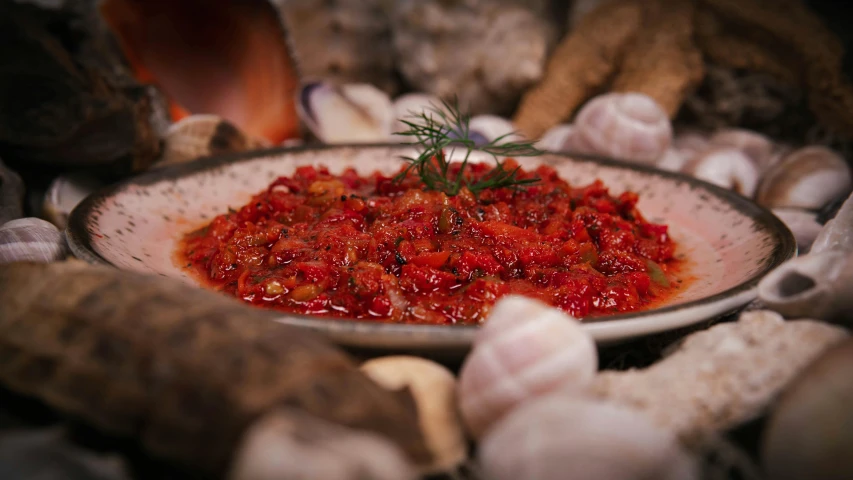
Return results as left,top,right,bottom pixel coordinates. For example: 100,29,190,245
228,408,416,480
457,295,597,439
297,82,394,143
479,395,698,480
535,124,575,152
42,174,103,230
758,249,853,324
656,148,688,173
589,310,849,446
708,128,777,172
0,158,25,226
391,92,444,137
572,93,673,165
683,148,759,197
155,115,271,168
761,339,853,480
467,115,522,143
756,146,852,210
812,191,853,254
0,217,68,264
671,129,710,160
361,356,466,474
771,208,823,254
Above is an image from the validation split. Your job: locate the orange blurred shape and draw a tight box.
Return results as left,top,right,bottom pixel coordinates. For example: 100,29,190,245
101,0,300,144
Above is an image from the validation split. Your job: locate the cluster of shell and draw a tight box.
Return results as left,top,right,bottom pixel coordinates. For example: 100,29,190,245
537,92,853,254
355,294,852,480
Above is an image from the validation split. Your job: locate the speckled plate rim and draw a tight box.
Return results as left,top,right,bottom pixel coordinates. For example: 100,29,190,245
67,143,796,350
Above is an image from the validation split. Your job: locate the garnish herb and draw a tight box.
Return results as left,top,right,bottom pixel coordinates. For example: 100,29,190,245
393,98,542,196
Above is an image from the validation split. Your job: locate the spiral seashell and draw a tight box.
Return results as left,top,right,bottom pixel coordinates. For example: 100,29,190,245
297,82,394,144
708,128,778,172
683,148,760,197
761,339,853,480
535,124,575,152
479,395,698,480
756,146,852,210
154,115,271,168
0,158,25,226
572,93,673,165
361,356,466,474
0,217,68,264
228,408,416,480
457,295,597,439
771,208,823,254
42,174,102,230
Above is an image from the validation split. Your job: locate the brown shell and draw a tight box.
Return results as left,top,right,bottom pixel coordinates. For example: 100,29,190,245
0,261,430,476
0,2,164,176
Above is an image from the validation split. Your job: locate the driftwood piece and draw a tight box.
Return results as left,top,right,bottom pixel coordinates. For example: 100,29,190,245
0,261,430,476
0,1,164,177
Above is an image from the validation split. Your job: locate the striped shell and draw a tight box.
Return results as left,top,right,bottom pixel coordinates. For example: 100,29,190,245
0,217,68,264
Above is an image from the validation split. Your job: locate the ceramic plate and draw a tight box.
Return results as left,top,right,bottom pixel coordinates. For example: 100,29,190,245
67,145,795,353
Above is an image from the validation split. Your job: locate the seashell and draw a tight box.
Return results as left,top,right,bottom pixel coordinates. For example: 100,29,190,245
755,146,852,210
572,93,673,165
42,174,103,230
771,208,823,254
457,295,597,439
273,0,399,96
390,1,556,116
672,129,710,160
535,124,575,152
589,310,849,446
297,82,394,144
467,115,522,143
391,92,444,138
708,128,778,172
811,191,853,254
361,356,466,474
228,408,416,480
683,148,759,197
1,1,165,175
100,0,300,144
656,148,688,173
0,217,68,264
761,339,853,480
0,158,25,226
758,249,853,324
154,115,271,168
479,395,698,480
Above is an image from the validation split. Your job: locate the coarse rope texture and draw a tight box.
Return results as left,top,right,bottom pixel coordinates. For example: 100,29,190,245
513,0,853,142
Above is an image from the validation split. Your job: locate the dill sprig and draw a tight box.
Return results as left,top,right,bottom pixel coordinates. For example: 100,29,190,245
393,98,542,197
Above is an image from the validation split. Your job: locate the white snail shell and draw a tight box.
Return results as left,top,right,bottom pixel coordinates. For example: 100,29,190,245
457,295,597,439
360,356,466,474
155,114,270,168
391,92,444,138
684,148,760,197
756,146,852,210
535,124,575,152
468,115,522,143
297,82,394,144
709,128,778,172
656,148,688,173
572,92,673,164
671,129,710,160
42,174,102,230
0,217,68,265
228,408,415,480
761,339,853,480
479,395,698,480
